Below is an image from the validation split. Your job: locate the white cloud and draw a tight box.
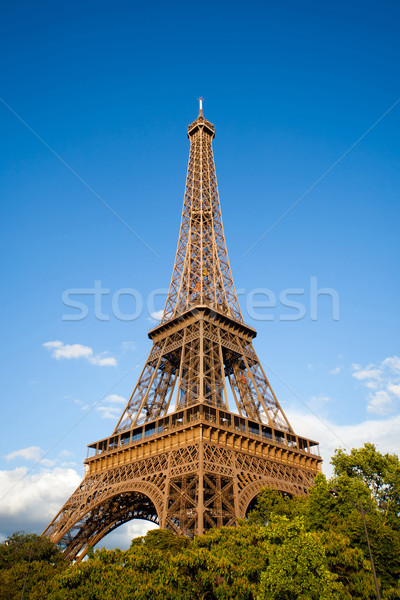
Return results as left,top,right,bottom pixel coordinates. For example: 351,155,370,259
44,341,117,367
121,341,136,353
367,390,393,415
5,447,77,470
59,450,75,458
352,364,382,381
96,394,126,419
365,381,380,390
0,467,81,539
89,355,117,367
308,395,331,410
98,520,158,551
352,356,400,415
286,408,400,478
96,406,121,420
74,399,90,411
329,366,343,375
388,383,400,399
382,356,400,371
96,406,121,419
149,310,164,322
106,394,126,404
5,446,55,467
44,341,92,360
0,466,155,547
6,446,42,462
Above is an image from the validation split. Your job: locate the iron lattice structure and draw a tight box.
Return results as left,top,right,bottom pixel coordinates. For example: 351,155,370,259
43,102,322,560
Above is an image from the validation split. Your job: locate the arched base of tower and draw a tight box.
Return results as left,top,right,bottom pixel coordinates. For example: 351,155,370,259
43,411,321,561
238,477,309,519
43,479,163,561
97,519,159,551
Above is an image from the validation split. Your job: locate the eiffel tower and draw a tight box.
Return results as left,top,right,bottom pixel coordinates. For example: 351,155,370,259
43,100,322,560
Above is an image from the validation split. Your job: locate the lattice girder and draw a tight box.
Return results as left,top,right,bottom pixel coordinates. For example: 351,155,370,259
43,405,321,559
163,114,242,323
115,308,292,432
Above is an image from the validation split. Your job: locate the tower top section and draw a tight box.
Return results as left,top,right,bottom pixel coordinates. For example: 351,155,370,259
187,98,215,139
162,102,241,324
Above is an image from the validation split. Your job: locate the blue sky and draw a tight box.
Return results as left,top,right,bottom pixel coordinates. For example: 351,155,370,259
1,0,399,548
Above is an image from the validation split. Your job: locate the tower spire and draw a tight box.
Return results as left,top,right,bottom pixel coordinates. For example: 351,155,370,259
198,96,204,117
162,105,242,324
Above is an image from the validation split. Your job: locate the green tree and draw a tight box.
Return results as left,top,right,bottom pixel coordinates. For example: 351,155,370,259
192,523,272,599
5,445,400,600
130,527,190,553
250,475,391,598
317,528,376,599
257,514,342,600
0,532,67,600
247,487,303,525
0,531,64,568
332,443,400,529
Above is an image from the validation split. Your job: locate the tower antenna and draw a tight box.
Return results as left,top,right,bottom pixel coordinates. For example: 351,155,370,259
198,96,204,116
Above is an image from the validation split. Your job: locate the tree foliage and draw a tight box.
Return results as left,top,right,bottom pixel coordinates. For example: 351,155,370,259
332,443,400,530
257,515,342,600
0,532,67,600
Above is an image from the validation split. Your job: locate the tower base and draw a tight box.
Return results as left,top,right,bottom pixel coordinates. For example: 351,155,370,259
43,403,321,560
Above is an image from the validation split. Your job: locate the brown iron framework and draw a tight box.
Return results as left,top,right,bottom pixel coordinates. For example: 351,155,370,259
43,100,322,560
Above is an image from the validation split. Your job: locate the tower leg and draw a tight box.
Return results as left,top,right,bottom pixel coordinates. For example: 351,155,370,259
198,442,204,535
